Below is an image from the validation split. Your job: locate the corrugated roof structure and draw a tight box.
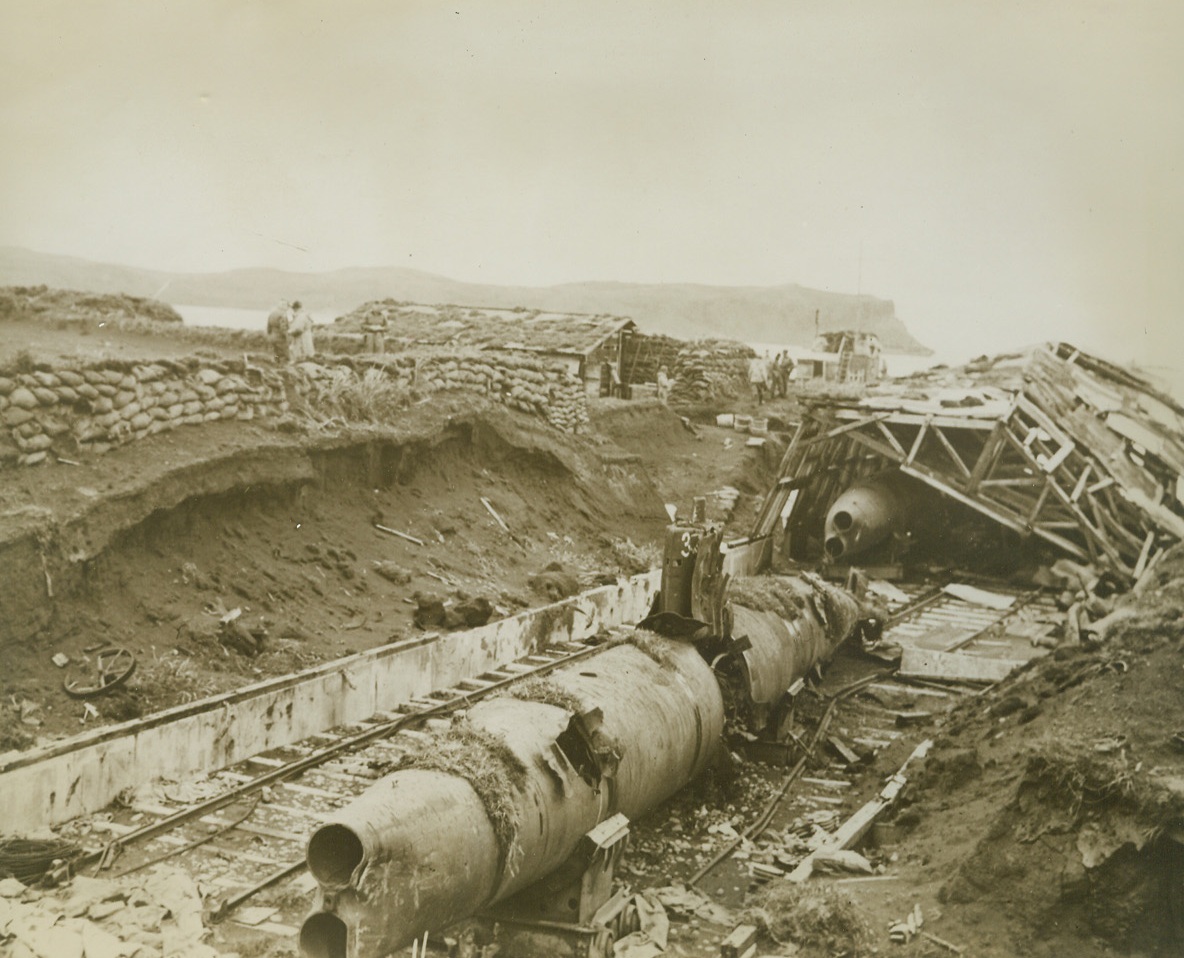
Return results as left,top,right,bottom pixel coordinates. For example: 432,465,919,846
335,301,636,357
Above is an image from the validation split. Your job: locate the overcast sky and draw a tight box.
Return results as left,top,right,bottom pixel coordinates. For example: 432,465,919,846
1,1,1180,366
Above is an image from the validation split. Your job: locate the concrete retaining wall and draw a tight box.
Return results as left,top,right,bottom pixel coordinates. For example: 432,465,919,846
0,570,659,833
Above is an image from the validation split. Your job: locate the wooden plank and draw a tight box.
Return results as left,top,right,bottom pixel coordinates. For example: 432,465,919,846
1070,463,1093,502
752,419,811,536
832,408,998,431
1134,531,1156,577
788,740,932,882
899,647,1026,684
1027,479,1054,523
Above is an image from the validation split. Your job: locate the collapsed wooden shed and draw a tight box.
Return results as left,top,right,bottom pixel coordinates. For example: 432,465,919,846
749,343,1184,579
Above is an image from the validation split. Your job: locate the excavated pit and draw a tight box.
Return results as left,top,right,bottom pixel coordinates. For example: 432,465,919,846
0,408,676,743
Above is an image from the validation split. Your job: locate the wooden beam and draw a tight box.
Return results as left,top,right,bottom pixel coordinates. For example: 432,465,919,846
906,418,929,465
807,412,895,447
932,423,972,478
979,477,1042,488
752,418,816,538
1083,492,1119,551
1070,463,1093,502
774,418,809,474
1027,480,1054,524
1134,531,1156,578
832,408,997,431
980,483,1043,516
843,427,906,465
967,423,1006,492
1001,427,1129,571
876,419,907,456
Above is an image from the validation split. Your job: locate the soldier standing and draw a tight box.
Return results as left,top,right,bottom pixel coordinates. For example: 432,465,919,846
266,301,292,363
288,301,315,361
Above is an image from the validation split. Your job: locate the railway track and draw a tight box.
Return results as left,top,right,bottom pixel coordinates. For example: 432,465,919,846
58,638,608,938
676,578,1061,892
52,579,1057,947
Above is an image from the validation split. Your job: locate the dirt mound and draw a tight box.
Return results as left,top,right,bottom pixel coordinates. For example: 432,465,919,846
0,403,673,744
590,399,785,534
589,398,696,451
852,547,1184,956
1,285,183,325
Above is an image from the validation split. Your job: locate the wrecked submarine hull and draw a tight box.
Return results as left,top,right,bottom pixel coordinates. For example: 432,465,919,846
300,576,861,958
823,470,928,561
301,639,724,958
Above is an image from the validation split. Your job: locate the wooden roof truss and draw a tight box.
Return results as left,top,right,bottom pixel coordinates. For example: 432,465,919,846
752,345,1184,579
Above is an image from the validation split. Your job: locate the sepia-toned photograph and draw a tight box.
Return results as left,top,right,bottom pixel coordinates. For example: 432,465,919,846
1,3,1181,957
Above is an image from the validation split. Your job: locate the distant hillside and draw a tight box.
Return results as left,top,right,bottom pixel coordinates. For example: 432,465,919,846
0,246,931,354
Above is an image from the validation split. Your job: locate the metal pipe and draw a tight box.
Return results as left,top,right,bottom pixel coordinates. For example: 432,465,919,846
301,638,725,958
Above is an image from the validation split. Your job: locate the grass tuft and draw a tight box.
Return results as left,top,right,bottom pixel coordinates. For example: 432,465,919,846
742,881,872,956
398,719,528,867
501,677,585,714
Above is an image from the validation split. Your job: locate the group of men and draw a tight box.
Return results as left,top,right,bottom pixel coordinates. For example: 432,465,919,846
748,351,794,403
266,300,316,363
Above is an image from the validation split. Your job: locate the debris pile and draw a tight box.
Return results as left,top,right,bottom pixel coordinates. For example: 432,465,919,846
742,880,872,956
0,867,235,958
760,342,1184,579
881,543,1184,955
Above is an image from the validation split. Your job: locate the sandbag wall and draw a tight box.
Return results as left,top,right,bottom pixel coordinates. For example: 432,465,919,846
669,339,757,404
0,351,589,468
301,352,591,432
